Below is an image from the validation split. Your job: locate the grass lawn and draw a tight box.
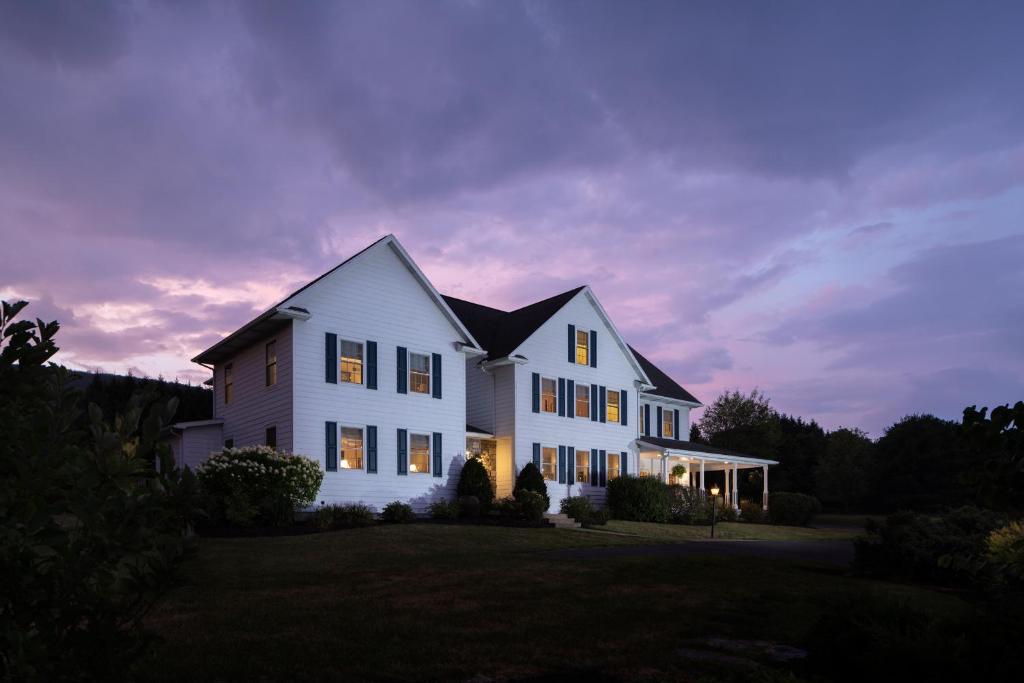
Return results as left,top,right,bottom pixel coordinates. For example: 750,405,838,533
604,520,862,541
140,522,968,681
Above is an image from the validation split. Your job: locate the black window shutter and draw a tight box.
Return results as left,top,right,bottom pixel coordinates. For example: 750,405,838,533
325,333,337,384
621,451,628,476
558,445,566,483
325,421,337,471
567,448,575,485
396,346,407,394
620,390,628,426
431,353,442,399
367,425,377,473
599,449,607,487
589,330,597,367
674,410,680,439
644,404,651,436
532,442,541,468
366,341,378,390
566,379,575,419
432,432,442,477
557,378,565,417
532,372,540,413
599,386,607,423
590,384,598,422
397,428,407,475
657,406,663,437
567,324,576,363
590,448,598,485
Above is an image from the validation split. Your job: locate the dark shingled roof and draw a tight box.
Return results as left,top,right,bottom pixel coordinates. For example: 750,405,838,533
638,436,770,462
442,287,585,361
629,346,701,405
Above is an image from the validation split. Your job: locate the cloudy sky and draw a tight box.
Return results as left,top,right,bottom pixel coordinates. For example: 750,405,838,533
1,1,1022,434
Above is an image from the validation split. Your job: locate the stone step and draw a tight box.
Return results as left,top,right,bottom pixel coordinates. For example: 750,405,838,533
544,513,581,529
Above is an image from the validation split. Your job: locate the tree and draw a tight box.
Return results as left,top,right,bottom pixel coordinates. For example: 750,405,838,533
815,427,873,511
870,414,963,512
513,462,549,510
456,456,493,508
698,388,777,438
961,401,1024,514
689,423,703,443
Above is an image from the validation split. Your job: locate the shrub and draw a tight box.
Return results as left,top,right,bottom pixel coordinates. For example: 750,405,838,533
854,506,1005,584
428,499,460,520
668,485,710,525
381,501,416,523
514,462,550,510
560,495,593,522
492,496,519,520
313,503,375,530
515,489,548,523
988,521,1024,584
458,495,481,518
739,499,764,523
586,507,610,526
767,491,821,526
197,445,323,526
607,475,670,522
717,504,739,522
457,457,494,509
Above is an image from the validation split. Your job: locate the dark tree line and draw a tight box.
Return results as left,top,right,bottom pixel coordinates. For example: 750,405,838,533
71,369,212,431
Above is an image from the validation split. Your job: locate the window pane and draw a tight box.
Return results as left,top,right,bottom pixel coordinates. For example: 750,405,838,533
224,364,233,403
410,353,430,394
541,377,557,413
575,450,589,484
607,453,620,480
575,384,589,418
541,447,557,481
575,330,589,365
340,340,363,384
341,427,363,470
266,341,277,386
663,409,674,438
607,391,619,423
409,433,430,473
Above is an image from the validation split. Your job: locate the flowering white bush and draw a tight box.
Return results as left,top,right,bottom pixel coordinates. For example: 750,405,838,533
197,445,323,525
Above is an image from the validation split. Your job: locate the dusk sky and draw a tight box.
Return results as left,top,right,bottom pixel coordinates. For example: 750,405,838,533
1,1,1022,435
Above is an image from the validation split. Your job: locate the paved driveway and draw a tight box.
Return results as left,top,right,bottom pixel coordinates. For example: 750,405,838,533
550,539,855,565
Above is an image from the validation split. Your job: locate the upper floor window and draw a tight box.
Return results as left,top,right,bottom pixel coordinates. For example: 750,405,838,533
265,426,277,449
575,383,590,418
662,408,674,438
541,446,557,481
575,329,589,365
340,340,363,384
575,449,590,484
409,352,431,394
224,363,233,404
607,390,620,423
265,341,277,386
340,427,363,470
409,433,430,473
607,452,621,481
541,377,557,413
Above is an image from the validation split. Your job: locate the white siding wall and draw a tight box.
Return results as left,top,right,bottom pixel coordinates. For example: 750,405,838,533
180,424,225,471
288,241,468,512
638,398,691,442
511,292,642,511
213,325,293,452
465,357,493,433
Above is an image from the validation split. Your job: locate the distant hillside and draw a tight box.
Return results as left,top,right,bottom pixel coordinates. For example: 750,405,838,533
66,368,213,426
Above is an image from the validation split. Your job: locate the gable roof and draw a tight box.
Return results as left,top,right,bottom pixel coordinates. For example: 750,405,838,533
193,235,480,366
442,287,584,361
629,345,702,405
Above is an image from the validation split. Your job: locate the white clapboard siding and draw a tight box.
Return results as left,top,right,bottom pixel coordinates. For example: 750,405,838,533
179,424,226,471
213,325,293,452
287,239,469,512
465,357,494,433
638,398,691,441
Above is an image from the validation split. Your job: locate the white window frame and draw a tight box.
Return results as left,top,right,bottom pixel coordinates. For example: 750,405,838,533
541,446,558,481
265,340,277,387
338,424,364,471
607,451,621,481
339,339,364,386
540,376,557,414
408,351,431,396
662,408,675,439
607,390,620,424
408,432,431,474
575,328,590,366
575,449,590,485
575,383,590,418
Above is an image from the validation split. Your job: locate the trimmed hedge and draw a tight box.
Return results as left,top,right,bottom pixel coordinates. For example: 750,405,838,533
607,475,670,522
381,501,415,523
514,462,550,511
767,492,821,526
457,457,494,509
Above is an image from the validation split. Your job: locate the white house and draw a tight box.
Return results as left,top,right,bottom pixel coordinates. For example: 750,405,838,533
174,235,776,512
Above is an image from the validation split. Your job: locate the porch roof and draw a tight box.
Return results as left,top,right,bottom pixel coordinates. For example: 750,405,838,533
636,436,778,467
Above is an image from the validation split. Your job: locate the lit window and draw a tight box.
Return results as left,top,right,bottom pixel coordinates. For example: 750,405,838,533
265,426,276,448
607,391,619,423
541,377,557,413
575,449,590,485
340,340,363,384
224,363,233,404
409,353,430,394
575,329,589,365
575,384,590,418
340,427,363,470
265,341,277,386
541,446,557,481
608,452,621,481
409,433,430,473
663,408,674,438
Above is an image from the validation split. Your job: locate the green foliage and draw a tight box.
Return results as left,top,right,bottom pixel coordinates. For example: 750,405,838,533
514,489,548,523
871,414,964,511
457,457,493,509
815,427,872,510
668,485,710,525
559,495,593,522
313,504,375,530
962,402,1024,514
698,388,776,438
380,501,415,523
75,369,212,433
767,491,821,526
739,499,764,523
492,496,518,520
0,300,201,680
197,446,323,527
606,475,670,522
854,507,1004,585
457,495,481,518
987,521,1024,585
513,461,550,510
428,499,460,520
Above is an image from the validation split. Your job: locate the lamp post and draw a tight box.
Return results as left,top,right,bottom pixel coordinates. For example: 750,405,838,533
709,484,720,538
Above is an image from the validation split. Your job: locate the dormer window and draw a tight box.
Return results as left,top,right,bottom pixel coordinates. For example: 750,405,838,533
575,329,589,365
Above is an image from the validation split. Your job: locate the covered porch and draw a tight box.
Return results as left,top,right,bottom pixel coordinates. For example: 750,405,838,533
635,437,778,510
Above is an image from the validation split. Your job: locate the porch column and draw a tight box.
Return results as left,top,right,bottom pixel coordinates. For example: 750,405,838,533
732,462,739,510
661,452,668,481
762,465,769,510
699,459,705,492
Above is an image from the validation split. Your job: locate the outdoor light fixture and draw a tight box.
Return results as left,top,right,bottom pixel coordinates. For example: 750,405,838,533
709,484,721,538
